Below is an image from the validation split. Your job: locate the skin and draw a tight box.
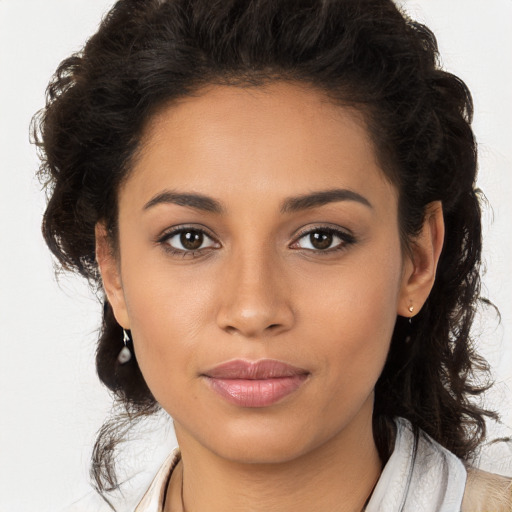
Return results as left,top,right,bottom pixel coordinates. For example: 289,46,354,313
97,82,444,512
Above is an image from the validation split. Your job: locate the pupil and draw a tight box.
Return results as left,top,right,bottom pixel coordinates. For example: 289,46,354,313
180,231,203,250
310,231,332,250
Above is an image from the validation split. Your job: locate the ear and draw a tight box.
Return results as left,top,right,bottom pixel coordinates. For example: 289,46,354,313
95,222,130,329
398,201,445,317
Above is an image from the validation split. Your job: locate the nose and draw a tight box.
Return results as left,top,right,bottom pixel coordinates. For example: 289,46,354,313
215,249,295,339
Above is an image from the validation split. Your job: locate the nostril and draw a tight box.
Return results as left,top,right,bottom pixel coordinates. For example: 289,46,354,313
216,296,295,338
223,323,281,334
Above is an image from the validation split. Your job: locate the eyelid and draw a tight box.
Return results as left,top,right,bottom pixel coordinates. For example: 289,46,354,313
290,224,356,251
156,224,221,255
156,223,218,242
291,223,355,240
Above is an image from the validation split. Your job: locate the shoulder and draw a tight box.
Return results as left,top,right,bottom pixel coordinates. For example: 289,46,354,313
462,467,512,512
59,449,180,512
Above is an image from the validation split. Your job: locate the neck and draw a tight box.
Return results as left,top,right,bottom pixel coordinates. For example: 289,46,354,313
166,403,382,512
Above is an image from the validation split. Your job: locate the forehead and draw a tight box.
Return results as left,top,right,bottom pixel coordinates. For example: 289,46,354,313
124,82,397,211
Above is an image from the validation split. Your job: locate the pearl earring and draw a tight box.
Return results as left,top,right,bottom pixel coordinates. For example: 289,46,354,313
118,329,132,364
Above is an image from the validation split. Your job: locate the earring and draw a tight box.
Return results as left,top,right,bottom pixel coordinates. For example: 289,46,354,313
118,329,132,364
405,304,414,343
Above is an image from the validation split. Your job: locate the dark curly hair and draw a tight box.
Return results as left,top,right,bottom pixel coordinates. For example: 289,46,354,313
33,0,497,496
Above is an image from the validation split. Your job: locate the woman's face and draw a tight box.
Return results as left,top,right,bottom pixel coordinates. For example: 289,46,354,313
100,82,434,464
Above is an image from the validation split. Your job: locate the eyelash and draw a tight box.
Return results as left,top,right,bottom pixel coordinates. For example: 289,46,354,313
290,226,356,254
157,225,356,258
157,225,220,258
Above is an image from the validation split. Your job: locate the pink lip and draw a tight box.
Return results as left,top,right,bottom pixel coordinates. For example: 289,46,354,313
202,359,309,408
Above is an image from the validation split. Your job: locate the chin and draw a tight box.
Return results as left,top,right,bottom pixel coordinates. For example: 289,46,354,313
197,413,346,466
212,434,316,465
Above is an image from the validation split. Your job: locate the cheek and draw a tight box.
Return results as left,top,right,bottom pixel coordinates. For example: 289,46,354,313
120,262,216,395
300,247,403,392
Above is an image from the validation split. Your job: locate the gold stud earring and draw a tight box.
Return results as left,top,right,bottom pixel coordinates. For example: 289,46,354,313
405,305,414,343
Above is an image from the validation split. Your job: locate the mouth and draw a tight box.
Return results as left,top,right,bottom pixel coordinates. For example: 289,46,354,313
202,359,310,408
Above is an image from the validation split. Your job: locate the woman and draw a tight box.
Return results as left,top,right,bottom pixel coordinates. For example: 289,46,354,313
33,0,511,510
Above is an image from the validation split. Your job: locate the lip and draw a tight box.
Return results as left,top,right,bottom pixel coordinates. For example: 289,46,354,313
202,359,309,408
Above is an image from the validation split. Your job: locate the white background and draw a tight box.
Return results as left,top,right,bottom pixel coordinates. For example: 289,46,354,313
0,1,511,511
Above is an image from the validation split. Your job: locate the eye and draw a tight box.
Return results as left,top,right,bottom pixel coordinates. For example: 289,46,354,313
160,227,219,254
293,227,354,252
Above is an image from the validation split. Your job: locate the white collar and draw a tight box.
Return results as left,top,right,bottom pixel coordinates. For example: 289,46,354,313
135,448,181,512
366,418,466,511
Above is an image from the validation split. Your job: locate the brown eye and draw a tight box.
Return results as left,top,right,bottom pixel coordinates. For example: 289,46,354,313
163,228,218,253
180,230,204,250
309,231,333,250
294,228,354,252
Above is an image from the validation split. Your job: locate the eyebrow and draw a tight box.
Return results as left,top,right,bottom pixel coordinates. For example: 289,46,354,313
280,188,373,213
143,191,224,213
143,187,372,214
